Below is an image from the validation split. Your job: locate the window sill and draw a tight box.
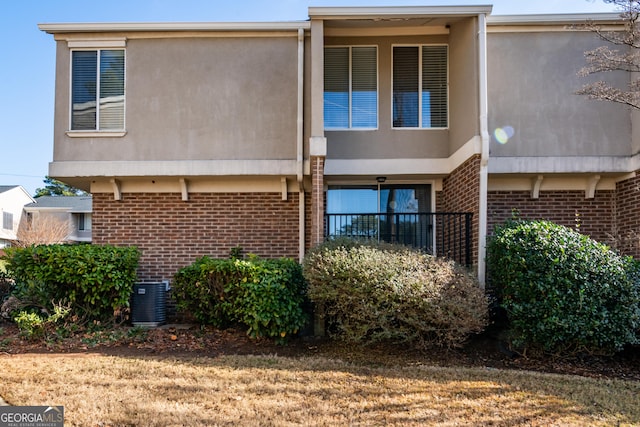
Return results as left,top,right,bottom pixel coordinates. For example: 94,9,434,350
325,128,378,132
66,131,127,138
391,127,448,130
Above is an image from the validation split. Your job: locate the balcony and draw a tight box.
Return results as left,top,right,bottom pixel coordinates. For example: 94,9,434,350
325,212,473,266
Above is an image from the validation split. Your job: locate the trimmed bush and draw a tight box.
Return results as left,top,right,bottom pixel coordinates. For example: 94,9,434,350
0,269,12,304
487,220,640,355
2,244,140,321
171,256,239,327
303,238,488,348
172,256,307,342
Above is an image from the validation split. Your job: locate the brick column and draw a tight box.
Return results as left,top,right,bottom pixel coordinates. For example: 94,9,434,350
310,155,325,246
309,135,327,337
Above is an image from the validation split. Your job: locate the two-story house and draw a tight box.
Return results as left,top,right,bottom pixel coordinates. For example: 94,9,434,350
39,5,640,286
22,196,93,244
0,186,35,248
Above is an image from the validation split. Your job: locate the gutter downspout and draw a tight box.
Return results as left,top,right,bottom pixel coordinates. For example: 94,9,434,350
477,13,489,288
297,27,306,262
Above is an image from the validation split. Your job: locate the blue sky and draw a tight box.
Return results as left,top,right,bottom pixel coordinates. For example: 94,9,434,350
0,0,618,196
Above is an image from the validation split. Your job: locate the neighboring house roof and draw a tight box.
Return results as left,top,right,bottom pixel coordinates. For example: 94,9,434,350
24,196,92,213
0,185,35,204
0,185,20,193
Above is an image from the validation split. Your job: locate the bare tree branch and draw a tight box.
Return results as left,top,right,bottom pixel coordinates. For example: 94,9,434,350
576,1,640,110
15,215,71,247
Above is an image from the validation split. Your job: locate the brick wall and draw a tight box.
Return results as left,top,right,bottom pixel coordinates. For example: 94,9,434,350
310,156,325,246
615,171,640,258
487,190,616,246
437,155,481,265
92,192,302,282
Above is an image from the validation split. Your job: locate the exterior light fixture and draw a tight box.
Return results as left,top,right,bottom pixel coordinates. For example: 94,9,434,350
376,176,387,183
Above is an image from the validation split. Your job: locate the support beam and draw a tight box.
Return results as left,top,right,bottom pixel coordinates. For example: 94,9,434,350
281,177,288,201
477,12,490,288
531,175,544,199
110,178,121,201
179,178,189,201
297,27,306,262
586,175,601,199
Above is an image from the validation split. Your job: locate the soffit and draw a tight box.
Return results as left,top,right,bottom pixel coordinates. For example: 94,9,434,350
311,5,491,34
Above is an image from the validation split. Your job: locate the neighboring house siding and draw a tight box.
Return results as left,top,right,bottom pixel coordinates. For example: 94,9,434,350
486,190,616,246
436,155,481,266
92,192,302,281
0,186,34,246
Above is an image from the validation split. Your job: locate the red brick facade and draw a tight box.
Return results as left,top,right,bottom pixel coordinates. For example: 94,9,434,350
91,166,640,286
92,192,302,282
437,155,481,266
486,190,616,246
615,171,640,259
486,174,640,260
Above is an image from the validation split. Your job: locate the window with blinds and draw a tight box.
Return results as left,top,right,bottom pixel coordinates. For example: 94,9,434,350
393,45,448,129
2,212,13,230
77,213,92,231
71,49,125,131
324,46,377,129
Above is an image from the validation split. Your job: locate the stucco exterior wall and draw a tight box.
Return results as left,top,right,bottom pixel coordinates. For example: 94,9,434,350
487,30,632,158
448,17,480,155
324,34,450,160
53,36,300,163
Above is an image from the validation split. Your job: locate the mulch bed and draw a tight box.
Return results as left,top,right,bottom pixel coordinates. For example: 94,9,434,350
1,320,638,381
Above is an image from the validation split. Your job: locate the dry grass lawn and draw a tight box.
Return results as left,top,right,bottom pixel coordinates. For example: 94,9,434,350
0,353,638,426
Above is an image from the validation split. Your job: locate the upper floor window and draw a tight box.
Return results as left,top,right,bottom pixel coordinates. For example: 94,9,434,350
71,49,125,131
393,45,448,129
324,46,378,129
2,212,13,230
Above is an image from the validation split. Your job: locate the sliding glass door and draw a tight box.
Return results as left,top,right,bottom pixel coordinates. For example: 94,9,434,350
326,184,433,250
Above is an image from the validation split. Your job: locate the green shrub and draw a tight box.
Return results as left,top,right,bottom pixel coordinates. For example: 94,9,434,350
13,303,70,341
172,256,307,342
0,269,12,303
171,256,239,327
303,238,488,348
487,219,640,355
3,244,140,321
13,311,44,340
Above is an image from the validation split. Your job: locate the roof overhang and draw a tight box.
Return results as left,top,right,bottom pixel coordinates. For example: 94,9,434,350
308,5,492,35
487,13,621,26
38,21,310,34
308,5,493,20
23,206,69,213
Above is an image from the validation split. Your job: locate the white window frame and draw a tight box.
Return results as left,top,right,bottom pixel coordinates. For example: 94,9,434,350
391,44,449,130
67,39,126,137
324,45,379,130
77,213,92,231
2,211,13,231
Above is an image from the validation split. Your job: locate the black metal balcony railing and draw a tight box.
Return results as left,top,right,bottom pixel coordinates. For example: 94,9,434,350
325,212,473,266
